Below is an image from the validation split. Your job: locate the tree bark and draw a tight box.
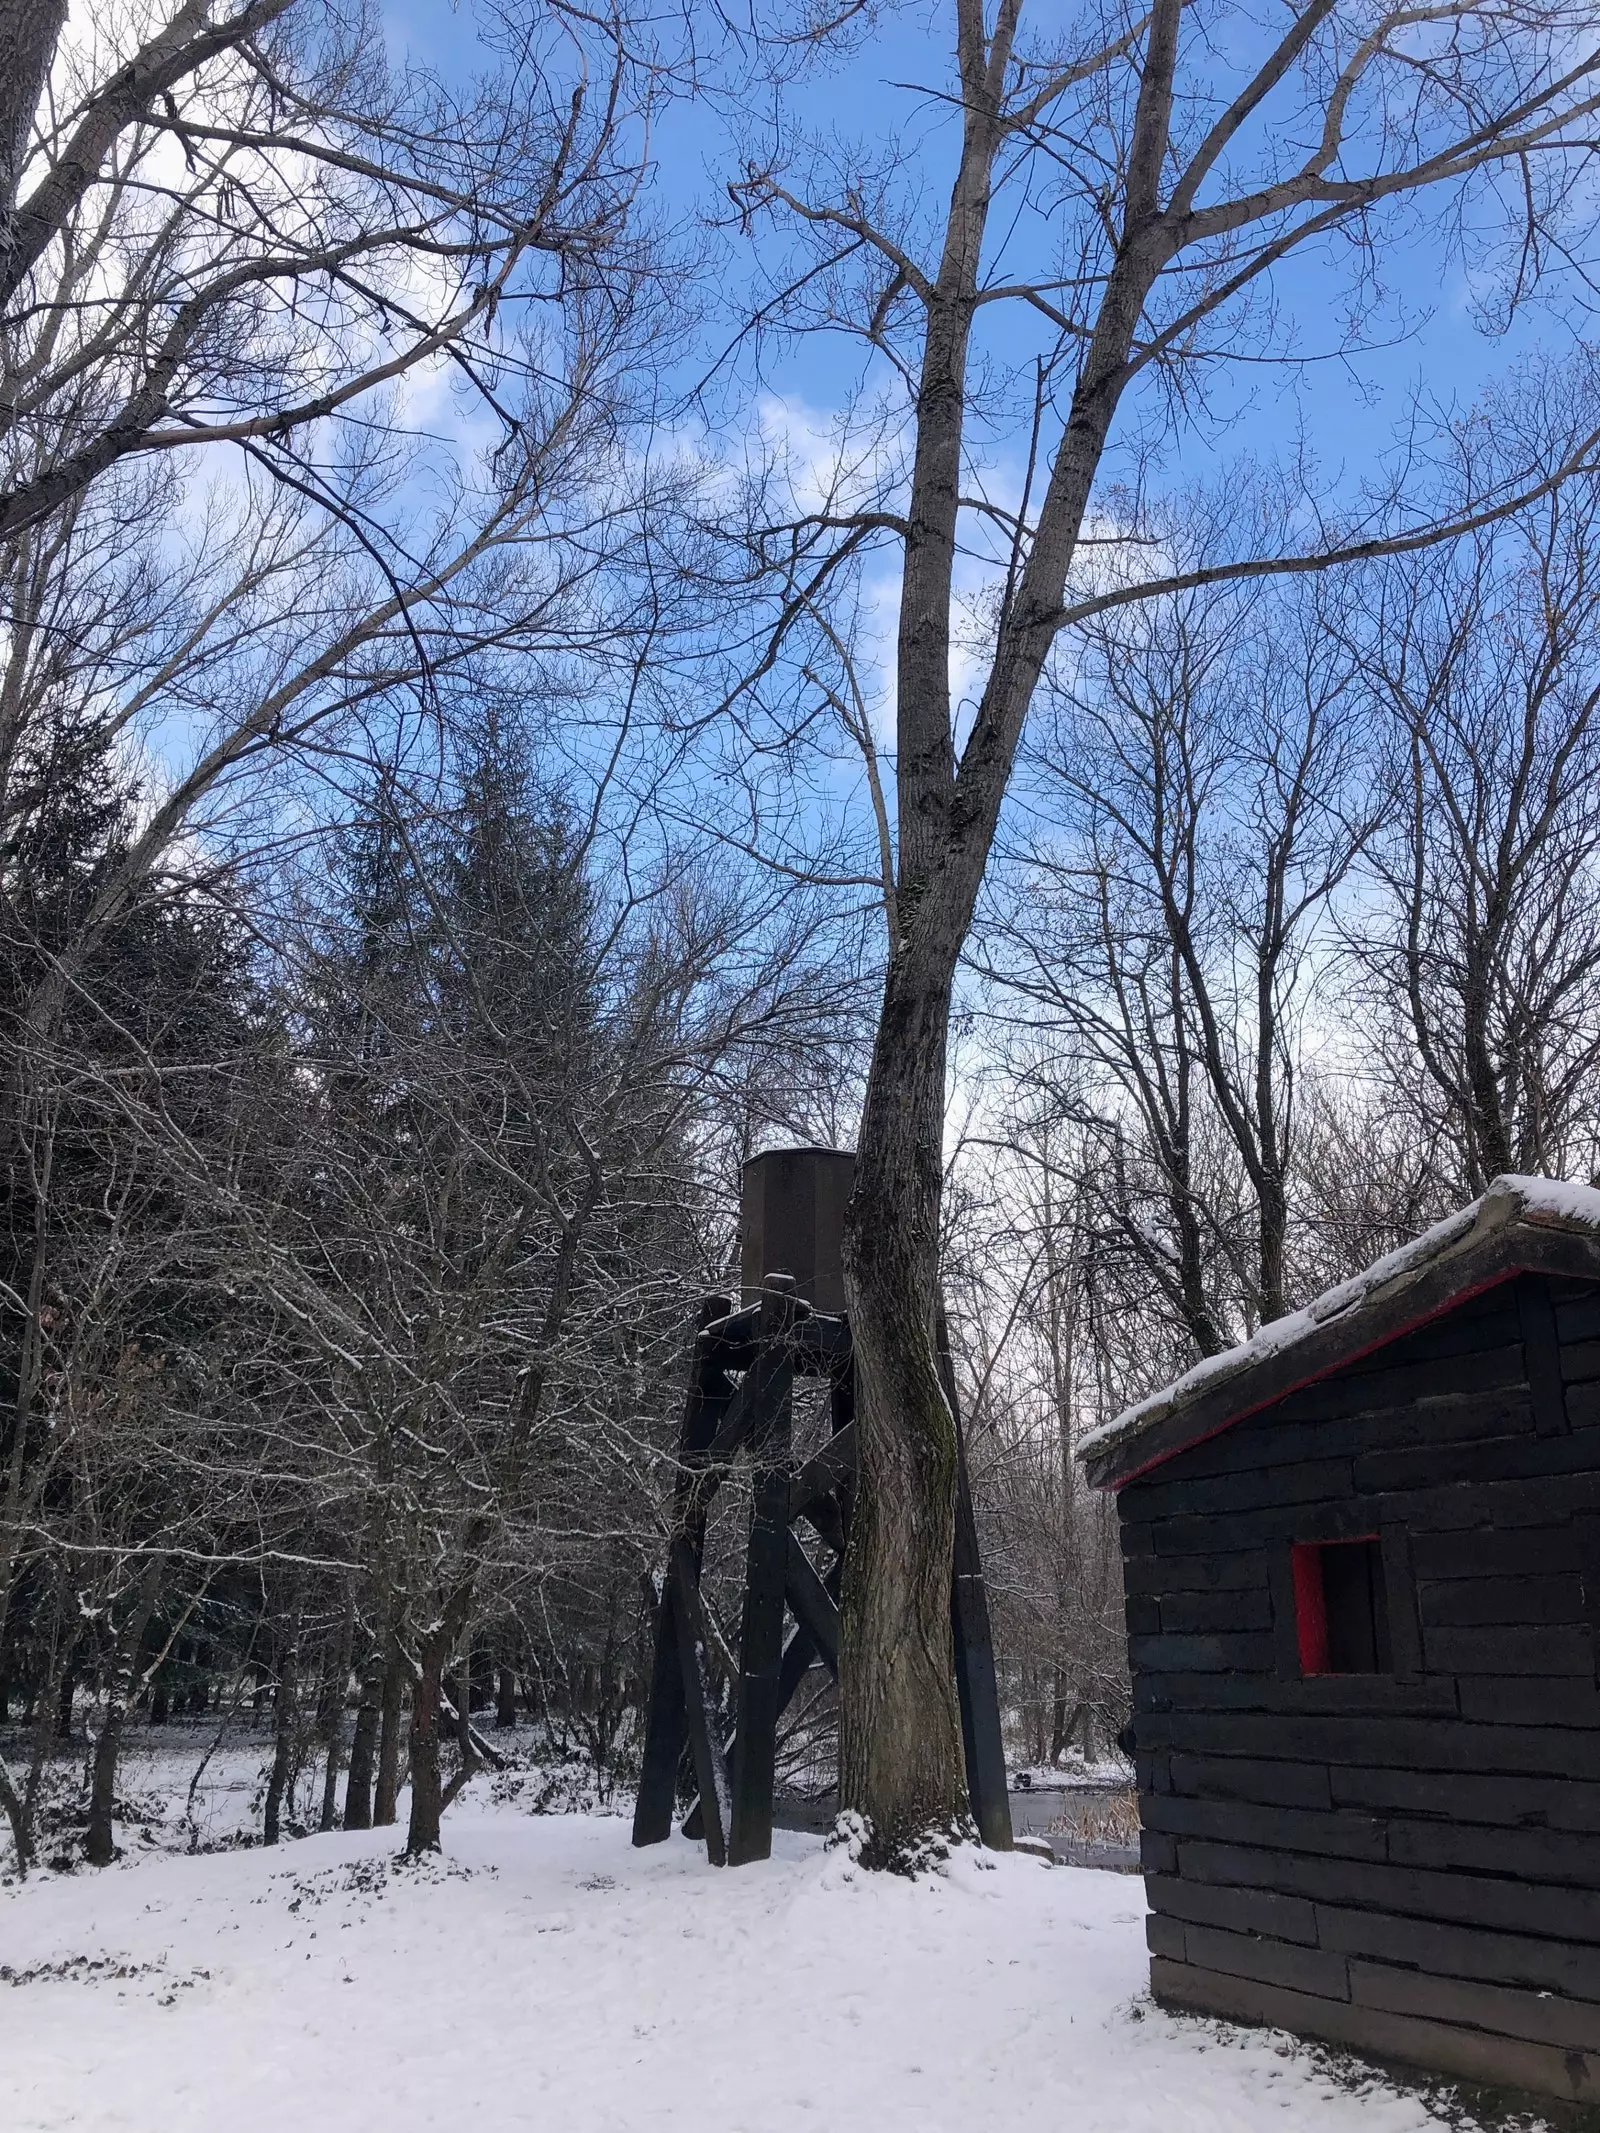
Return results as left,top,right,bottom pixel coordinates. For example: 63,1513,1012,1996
318,1603,354,1832
85,1561,163,1865
263,1616,300,1845
839,951,967,1859
405,1637,446,1855
343,1637,381,1831
372,1630,406,1828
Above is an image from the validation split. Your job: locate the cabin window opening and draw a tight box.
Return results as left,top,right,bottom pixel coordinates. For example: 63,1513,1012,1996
1292,1537,1392,1676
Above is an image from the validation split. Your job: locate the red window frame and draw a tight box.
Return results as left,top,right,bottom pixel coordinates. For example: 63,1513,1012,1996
1292,1535,1381,1677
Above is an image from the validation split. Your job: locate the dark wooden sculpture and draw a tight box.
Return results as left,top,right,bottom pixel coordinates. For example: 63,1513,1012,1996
632,1148,1011,1865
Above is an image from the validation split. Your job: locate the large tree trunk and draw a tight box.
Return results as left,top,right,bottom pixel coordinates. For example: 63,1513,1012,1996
405,1637,445,1855
319,1605,354,1833
85,1562,163,1865
838,952,967,1862
342,1638,381,1831
372,1632,406,1827
263,1616,300,1845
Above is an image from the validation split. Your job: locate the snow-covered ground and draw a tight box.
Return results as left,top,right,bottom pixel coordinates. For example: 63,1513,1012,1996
1,1792,1524,2133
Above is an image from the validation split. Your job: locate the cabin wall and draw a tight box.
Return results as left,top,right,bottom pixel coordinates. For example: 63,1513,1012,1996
1122,1271,1600,2103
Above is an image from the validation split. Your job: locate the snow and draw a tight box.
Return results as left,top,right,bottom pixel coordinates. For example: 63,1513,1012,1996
1079,1171,1600,1472
2,1798,1475,2133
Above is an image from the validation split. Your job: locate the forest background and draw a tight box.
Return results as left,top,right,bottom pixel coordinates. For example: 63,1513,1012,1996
4,0,1600,1867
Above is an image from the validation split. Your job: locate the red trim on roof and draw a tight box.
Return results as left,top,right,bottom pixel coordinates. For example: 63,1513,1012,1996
1110,1266,1524,1491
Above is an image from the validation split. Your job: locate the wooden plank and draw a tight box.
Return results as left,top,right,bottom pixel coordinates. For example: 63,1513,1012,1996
783,1532,840,1677
787,1421,857,1523
1150,1958,1600,2104
631,1573,686,1847
727,1413,792,1865
1387,1812,1600,1892
1180,1921,1352,2001
1350,1958,1600,2053
1135,1704,1600,1779
669,1538,731,1866
1518,1274,1571,1436
1380,1522,1424,1681
1419,1573,1587,1627
1127,1631,1277,1675
1143,1871,1319,1947
1145,1912,1188,1960
1578,1511,1600,1690
632,1297,733,1848
1163,1387,1534,1485
1353,1427,1600,1497
1315,1899,1600,2002
1165,1752,1333,1812
1158,1588,1274,1634
1455,1674,1600,1726
1173,1835,1600,1944
1120,1455,1357,1525
728,1283,797,1868
1140,1792,1390,1863
1411,1523,1582,1578
1424,1624,1595,1676
1122,1550,1267,1597
1554,1286,1600,1344
1328,1761,1600,1832
1133,1666,1462,1718
1146,1471,1600,1560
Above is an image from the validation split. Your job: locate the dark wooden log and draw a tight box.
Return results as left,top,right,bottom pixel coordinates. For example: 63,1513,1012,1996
728,1278,797,1867
1349,1958,1600,2053
1578,1511,1600,1690
669,1537,731,1867
1165,1752,1333,1811
1158,1588,1274,1633
1135,1702,1600,1778
1139,1791,1390,1863
1411,1523,1583,1578
633,1294,734,1849
1327,1760,1600,1829
682,1560,844,1843
1314,1898,1600,2002
1174,1834,1600,1943
1150,1958,1600,2104
1143,1871,1319,1946
1165,1388,1534,1485
939,1315,1011,1853
788,1421,858,1524
1176,1919,1352,2001
1517,1273,1571,1436
1418,1572,1587,1626
631,1572,686,1848
784,1532,840,1677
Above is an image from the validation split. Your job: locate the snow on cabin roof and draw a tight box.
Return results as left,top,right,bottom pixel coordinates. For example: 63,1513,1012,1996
1077,1173,1600,1492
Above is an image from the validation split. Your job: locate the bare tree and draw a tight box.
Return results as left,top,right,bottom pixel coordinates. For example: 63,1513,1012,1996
988,552,1376,1347
1350,460,1600,1191
717,0,1600,1854
0,0,682,1042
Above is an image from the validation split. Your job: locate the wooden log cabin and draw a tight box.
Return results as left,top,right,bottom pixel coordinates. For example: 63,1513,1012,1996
1080,1176,1600,2105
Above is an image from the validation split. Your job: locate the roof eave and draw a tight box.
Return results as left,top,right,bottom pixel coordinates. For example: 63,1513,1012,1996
1081,1214,1600,1494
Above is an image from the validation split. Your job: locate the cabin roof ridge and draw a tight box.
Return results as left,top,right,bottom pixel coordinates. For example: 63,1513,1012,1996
1078,1172,1600,1489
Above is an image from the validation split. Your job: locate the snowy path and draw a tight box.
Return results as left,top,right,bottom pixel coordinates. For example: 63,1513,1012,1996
2,1809,1453,2132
